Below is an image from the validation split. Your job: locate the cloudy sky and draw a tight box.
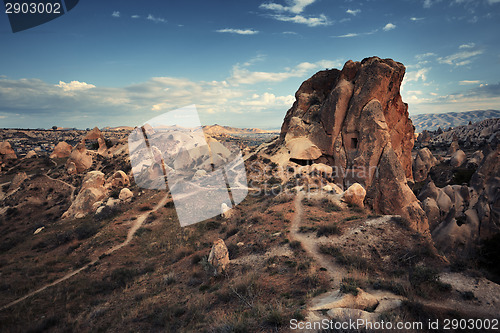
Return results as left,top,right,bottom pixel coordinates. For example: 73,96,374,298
1,0,499,129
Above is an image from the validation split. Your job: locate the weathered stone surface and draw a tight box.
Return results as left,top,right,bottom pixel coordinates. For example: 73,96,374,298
422,197,441,230
221,203,233,219
111,170,130,187
66,143,92,174
367,146,429,232
24,150,37,159
413,148,438,182
62,171,106,219
50,141,72,159
0,141,17,162
448,140,460,155
208,238,230,275
119,188,133,201
450,150,467,167
276,57,426,231
343,183,366,207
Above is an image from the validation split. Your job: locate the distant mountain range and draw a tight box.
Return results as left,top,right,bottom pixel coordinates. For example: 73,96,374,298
202,124,279,136
410,110,500,132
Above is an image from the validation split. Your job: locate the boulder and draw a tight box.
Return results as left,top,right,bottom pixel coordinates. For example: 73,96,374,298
467,150,484,168
111,170,130,187
62,171,107,219
0,141,17,161
448,140,460,155
208,238,230,275
119,188,133,201
450,150,466,168
286,138,322,160
24,150,37,159
413,148,438,182
310,163,333,176
422,197,441,230
343,183,366,207
50,142,72,159
418,179,440,201
66,143,92,174
221,203,233,219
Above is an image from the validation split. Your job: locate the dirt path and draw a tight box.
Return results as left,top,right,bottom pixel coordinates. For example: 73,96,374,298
289,191,346,288
0,193,171,311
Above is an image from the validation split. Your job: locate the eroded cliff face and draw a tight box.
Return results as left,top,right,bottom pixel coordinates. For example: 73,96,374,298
278,56,428,232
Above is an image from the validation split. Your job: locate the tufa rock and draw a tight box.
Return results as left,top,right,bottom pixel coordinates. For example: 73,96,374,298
413,148,438,182
276,57,427,232
24,150,37,159
343,183,366,207
0,141,17,162
221,203,233,219
208,238,230,275
448,140,460,155
119,188,133,201
111,170,130,187
450,150,467,168
50,142,72,159
62,171,107,219
66,142,92,174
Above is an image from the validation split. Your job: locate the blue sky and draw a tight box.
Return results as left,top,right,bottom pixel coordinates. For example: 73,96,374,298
0,0,499,129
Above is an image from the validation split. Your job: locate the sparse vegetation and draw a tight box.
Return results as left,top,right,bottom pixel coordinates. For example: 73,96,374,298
316,223,341,237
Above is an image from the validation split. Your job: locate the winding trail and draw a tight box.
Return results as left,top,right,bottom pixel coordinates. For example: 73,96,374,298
289,191,346,288
0,193,170,311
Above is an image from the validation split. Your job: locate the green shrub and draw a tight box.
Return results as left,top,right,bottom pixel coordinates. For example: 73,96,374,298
340,278,359,296
316,223,340,237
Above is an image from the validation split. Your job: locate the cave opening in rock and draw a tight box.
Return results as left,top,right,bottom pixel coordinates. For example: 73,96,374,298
351,137,358,149
290,158,314,166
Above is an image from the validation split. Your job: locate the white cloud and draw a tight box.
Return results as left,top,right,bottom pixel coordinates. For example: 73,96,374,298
112,11,120,18
459,80,480,85
270,13,330,26
459,42,475,49
335,33,359,38
216,28,259,35
240,92,294,108
383,23,396,31
333,29,377,38
410,17,424,21
147,14,166,23
0,58,346,128
346,9,361,16
229,59,341,85
487,0,500,4
403,68,430,86
131,15,140,19
259,0,316,14
260,0,330,26
57,81,96,92
415,52,436,60
282,31,298,35
437,50,483,66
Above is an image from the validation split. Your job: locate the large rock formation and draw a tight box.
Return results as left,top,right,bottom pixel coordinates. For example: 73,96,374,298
276,57,428,232
413,148,438,182
50,141,72,159
66,142,93,174
208,238,230,275
62,171,107,219
0,141,17,162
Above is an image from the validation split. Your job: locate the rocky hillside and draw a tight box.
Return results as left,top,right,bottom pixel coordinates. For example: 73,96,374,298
411,110,500,132
429,118,500,148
